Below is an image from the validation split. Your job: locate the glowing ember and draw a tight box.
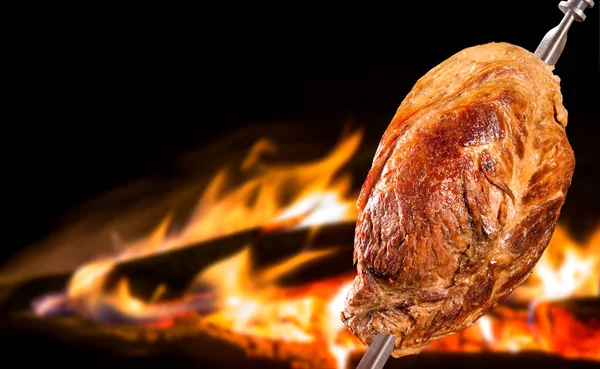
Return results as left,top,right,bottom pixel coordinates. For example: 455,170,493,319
25,126,600,368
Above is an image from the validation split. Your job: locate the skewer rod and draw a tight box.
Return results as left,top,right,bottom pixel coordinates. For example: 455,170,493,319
355,334,395,369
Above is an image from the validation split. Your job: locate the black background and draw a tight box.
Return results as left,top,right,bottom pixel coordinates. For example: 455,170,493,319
4,1,599,268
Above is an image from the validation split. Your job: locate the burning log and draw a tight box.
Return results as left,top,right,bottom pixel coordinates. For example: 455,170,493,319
105,221,355,300
0,113,595,369
0,221,356,313
0,224,599,369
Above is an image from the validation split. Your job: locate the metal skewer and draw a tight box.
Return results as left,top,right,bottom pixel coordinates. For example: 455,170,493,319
354,2,594,369
355,334,396,369
534,0,595,65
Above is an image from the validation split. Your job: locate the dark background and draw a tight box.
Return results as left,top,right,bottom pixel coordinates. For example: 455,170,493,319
4,2,599,268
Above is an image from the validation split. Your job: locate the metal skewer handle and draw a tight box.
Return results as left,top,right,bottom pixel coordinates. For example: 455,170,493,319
534,0,595,65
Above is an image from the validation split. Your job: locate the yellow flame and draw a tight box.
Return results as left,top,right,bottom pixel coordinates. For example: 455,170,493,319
196,247,323,342
172,128,362,247
325,282,361,369
514,225,600,302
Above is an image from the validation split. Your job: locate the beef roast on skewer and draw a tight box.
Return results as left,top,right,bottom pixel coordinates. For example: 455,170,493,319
341,42,575,358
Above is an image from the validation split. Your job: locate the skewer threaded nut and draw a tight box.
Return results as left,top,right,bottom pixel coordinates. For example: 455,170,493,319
559,0,595,21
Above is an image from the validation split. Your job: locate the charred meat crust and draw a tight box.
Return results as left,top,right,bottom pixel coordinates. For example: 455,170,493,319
342,42,575,358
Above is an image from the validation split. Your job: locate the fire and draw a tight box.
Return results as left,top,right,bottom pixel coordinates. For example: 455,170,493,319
31,128,365,369
191,246,336,343
26,124,600,368
325,282,363,369
172,129,360,245
513,225,599,302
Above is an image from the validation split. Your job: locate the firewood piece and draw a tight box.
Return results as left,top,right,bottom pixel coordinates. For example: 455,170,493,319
0,222,356,313
105,222,355,300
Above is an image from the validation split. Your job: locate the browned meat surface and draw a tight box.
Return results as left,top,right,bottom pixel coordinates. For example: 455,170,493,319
341,42,575,358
